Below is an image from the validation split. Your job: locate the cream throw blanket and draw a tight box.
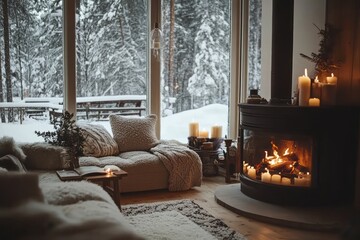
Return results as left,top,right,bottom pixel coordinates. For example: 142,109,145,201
150,142,202,191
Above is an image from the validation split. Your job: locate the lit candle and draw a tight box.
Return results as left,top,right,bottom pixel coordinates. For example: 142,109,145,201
189,121,199,137
311,76,322,99
210,125,223,138
247,166,257,180
106,168,112,175
261,170,271,183
271,174,281,184
308,98,320,107
243,162,248,174
281,177,291,185
298,68,311,106
198,128,209,138
326,73,337,84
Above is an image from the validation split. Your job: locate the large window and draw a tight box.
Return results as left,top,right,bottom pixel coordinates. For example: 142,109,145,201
0,0,241,143
160,0,231,143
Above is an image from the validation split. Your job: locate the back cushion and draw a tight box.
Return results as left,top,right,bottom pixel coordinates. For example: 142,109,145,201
110,114,159,152
79,124,119,157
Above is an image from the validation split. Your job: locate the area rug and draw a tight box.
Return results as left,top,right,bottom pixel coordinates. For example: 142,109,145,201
122,199,247,240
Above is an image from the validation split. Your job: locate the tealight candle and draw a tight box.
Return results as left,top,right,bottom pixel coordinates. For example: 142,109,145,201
309,98,320,107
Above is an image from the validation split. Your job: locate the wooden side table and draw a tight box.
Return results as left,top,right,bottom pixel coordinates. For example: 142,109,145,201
57,169,128,210
83,169,128,211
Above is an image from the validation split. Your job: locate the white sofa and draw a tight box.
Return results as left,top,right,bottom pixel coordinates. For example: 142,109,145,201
18,114,202,193
0,172,143,240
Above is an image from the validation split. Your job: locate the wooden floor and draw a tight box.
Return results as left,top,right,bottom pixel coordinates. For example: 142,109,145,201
121,176,344,240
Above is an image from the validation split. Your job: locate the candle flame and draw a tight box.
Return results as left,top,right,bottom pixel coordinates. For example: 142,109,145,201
331,73,334,77
305,68,308,77
314,76,319,83
106,168,112,174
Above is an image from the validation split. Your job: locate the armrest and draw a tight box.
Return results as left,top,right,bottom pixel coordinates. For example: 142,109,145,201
20,143,68,170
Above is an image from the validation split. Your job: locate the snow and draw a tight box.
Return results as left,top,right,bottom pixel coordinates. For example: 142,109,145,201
0,104,228,144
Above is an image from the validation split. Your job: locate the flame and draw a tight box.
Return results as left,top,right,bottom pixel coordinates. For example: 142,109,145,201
264,142,292,165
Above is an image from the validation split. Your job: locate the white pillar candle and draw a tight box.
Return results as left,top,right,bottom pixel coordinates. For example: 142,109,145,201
243,162,248,174
326,73,337,84
271,174,281,184
308,98,320,107
247,167,257,180
198,128,209,138
188,121,199,137
281,177,291,185
261,171,271,183
210,125,223,138
298,68,311,106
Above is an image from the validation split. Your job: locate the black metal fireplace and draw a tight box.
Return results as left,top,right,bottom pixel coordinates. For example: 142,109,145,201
239,103,359,205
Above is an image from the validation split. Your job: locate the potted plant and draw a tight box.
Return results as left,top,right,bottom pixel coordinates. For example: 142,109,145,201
35,111,85,169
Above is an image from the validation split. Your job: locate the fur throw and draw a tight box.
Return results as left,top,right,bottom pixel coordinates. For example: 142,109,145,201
0,136,26,162
0,200,142,240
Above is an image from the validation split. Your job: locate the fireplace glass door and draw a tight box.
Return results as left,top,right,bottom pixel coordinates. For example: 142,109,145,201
241,129,313,187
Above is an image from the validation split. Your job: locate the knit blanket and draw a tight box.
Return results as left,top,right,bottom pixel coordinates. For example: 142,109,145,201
150,142,202,191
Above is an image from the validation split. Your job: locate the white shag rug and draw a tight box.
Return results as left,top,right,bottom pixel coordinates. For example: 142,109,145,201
122,199,247,240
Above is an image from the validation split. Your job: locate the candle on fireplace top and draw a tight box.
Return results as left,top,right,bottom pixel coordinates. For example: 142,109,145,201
298,68,311,106
326,73,337,84
311,76,322,99
309,98,320,107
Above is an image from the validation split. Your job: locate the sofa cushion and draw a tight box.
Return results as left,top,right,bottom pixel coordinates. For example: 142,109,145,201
0,136,26,162
0,154,27,172
110,114,159,152
79,124,119,157
21,143,68,170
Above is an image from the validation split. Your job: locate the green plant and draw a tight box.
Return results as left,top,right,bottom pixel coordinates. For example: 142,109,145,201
35,111,85,168
300,24,339,77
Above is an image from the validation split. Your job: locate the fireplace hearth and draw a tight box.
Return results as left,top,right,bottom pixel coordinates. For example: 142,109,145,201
239,103,359,205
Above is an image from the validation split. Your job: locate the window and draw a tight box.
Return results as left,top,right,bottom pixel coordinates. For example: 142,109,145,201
160,0,231,143
0,0,241,143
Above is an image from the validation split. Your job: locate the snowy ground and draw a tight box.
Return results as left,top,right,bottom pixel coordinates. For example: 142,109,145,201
0,104,228,144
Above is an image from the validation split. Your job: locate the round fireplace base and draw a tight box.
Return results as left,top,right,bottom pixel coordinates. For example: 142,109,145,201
214,183,352,231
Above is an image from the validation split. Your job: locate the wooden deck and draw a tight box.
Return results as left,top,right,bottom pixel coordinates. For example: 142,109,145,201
0,95,146,123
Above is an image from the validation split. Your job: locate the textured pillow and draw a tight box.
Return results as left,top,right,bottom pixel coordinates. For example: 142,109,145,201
110,114,159,152
79,124,119,157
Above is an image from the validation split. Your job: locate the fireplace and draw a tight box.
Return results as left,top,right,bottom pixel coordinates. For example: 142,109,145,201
239,104,359,205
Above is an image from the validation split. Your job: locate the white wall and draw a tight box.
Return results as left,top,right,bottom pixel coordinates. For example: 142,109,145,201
292,0,326,93
259,0,326,100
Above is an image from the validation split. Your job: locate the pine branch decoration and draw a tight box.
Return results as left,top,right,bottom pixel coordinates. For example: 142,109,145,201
300,24,339,75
